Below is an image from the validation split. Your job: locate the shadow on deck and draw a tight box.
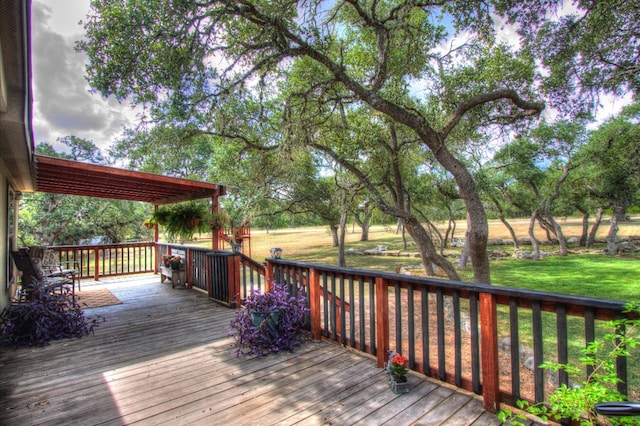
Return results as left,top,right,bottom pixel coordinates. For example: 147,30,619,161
0,274,518,425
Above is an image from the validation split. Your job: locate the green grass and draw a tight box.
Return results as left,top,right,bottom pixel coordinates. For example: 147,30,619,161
484,255,640,303
186,223,640,302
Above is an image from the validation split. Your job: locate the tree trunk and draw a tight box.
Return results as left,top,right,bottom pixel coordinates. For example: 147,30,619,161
606,214,619,255
529,210,541,260
500,217,520,251
459,229,471,269
549,216,569,255
489,193,520,252
360,224,369,242
575,206,589,247
353,204,372,241
443,206,453,248
329,224,339,247
542,166,570,255
587,207,605,248
429,149,489,283
403,217,458,279
337,190,348,267
606,202,627,255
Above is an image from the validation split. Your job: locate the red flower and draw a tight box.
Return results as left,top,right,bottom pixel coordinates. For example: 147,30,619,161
390,353,409,376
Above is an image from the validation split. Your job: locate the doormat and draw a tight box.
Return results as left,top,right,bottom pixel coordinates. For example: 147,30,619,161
75,288,122,309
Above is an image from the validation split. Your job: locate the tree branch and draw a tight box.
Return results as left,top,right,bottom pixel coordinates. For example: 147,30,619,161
441,89,545,137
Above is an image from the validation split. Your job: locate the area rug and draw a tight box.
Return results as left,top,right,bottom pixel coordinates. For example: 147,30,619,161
75,288,122,309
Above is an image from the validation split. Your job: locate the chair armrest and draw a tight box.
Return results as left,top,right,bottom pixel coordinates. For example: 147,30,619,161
595,402,640,417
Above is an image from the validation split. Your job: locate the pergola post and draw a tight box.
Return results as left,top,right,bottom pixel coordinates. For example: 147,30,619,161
212,195,220,251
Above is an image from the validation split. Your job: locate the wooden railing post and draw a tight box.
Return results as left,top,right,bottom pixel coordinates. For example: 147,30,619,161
187,248,193,289
375,277,390,368
153,243,158,275
229,253,241,307
93,246,100,281
480,292,500,412
308,268,322,340
265,259,275,292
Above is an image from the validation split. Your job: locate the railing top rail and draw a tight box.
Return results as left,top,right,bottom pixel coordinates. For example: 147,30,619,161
267,258,628,312
49,242,155,249
239,253,266,270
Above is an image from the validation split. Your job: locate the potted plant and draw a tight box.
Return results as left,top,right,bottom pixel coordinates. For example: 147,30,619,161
148,208,171,226
228,283,309,357
162,254,183,270
169,255,182,270
385,350,410,394
164,202,210,241
209,211,229,231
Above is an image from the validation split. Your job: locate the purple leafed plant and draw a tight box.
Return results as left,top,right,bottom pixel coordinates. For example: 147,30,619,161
0,279,100,347
228,283,310,357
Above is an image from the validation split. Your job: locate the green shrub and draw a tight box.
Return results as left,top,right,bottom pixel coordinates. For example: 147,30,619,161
499,302,640,426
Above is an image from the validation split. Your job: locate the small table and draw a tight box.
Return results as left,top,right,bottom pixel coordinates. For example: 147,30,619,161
160,266,187,288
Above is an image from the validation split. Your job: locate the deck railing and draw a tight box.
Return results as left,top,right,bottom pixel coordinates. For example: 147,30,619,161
48,241,637,413
47,242,155,281
156,243,266,306
264,258,638,413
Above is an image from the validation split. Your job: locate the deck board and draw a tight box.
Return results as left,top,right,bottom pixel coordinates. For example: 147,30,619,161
0,274,511,425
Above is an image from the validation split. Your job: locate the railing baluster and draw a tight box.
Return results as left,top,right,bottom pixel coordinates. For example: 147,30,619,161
584,307,595,378
339,274,346,345
470,292,480,394
509,297,521,404
358,276,366,353
453,291,462,387
436,288,446,381
323,273,329,338
330,273,337,341
369,277,376,356
532,301,545,402
556,304,568,387
349,275,355,348
395,281,402,353
421,286,430,377
616,320,628,396
408,283,415,371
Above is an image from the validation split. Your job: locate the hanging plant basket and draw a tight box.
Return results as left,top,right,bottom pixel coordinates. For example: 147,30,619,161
163,202,210,241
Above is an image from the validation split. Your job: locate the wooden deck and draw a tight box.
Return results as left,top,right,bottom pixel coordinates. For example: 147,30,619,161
0,274,510,425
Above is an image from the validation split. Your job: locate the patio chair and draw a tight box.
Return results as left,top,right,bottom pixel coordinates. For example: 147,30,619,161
38,247,80,291
9,249,76,301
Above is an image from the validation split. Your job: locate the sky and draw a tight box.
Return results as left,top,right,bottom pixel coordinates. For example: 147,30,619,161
31,0,135,152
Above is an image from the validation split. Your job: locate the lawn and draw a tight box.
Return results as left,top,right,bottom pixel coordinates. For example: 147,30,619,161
238,219,640,302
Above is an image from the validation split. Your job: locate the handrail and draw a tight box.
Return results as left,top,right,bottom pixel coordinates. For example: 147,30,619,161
263,258,635,413
47,242,155,280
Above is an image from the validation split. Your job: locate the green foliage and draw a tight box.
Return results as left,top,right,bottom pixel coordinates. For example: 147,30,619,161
497,0,640,114
576,104,640,209
157,202,211,242
500,303,640,426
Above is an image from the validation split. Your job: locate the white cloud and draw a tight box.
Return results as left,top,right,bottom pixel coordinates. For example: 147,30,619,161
31,0,136,152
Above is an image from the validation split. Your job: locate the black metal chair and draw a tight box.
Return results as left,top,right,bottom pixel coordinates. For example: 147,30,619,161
9,250,76,301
